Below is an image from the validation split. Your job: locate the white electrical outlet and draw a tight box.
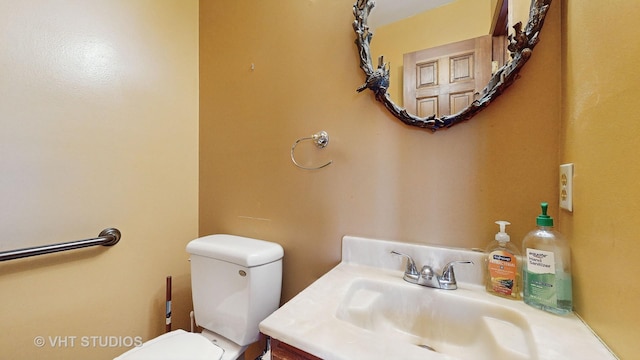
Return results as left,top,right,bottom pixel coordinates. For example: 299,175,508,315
559,163,573,212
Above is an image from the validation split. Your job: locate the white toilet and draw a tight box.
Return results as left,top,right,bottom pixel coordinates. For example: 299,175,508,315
115,234,284,360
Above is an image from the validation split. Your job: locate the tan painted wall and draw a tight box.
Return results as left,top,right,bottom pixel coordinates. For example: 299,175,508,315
560,1,640,358
200,0,561,316
0,1,199,359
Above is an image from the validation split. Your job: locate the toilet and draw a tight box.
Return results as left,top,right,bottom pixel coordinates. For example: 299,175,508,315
115,234,284,360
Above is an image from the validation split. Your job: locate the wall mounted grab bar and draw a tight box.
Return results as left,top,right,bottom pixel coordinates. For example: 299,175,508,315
0,228,121,262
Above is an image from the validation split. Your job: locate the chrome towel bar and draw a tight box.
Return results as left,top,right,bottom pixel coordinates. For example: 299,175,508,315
290,130,333,170
0,228,121,262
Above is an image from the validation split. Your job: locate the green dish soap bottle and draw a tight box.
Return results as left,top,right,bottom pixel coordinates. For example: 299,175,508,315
485,221,521,300
522,202,573,315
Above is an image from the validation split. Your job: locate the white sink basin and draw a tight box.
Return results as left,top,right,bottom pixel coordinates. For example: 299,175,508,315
336,278,537,359
259,236,616,360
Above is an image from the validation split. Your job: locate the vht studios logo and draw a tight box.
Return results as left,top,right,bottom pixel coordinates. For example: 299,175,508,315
34,335,143,348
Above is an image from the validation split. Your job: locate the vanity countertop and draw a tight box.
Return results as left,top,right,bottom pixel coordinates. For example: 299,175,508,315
259,236,617,360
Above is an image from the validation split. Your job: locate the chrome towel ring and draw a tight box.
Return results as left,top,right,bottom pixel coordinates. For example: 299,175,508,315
290,131,333,170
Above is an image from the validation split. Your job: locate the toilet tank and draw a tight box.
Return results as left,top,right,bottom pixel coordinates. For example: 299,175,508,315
186,234,284,346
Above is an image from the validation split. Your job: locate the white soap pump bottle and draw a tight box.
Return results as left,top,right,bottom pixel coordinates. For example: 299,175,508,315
485,221,521,300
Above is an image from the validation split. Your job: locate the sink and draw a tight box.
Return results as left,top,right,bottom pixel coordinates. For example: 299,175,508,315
336,278,537,360
259,235,617,360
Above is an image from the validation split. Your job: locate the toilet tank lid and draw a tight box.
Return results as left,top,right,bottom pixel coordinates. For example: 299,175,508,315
186,234,284,267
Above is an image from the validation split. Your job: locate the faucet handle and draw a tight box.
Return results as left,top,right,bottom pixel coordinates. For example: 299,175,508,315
439,260,473,290
390,251,419,281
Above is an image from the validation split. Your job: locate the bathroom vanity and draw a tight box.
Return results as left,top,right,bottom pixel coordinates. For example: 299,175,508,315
270,339,321,360
260,236,616,360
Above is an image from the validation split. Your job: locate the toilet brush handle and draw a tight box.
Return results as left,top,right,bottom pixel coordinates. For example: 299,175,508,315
166,276,172,333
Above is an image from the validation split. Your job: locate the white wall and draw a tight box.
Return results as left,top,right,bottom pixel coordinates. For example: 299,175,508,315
0,1,199,359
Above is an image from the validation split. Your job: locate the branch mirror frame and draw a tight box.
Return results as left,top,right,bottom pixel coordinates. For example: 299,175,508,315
353,0,552,132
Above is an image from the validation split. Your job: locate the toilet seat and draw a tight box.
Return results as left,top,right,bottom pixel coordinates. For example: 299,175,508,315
114,329,224,360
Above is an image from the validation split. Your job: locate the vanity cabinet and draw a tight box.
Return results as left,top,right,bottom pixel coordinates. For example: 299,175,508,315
271,339,321,360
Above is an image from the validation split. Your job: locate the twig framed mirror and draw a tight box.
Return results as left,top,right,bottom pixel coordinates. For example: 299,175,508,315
353,0,552,131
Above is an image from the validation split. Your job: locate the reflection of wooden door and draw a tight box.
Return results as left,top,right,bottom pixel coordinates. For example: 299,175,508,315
403,36,492,118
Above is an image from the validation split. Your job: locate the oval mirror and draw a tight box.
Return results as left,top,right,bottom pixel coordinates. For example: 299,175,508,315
353,0,552,131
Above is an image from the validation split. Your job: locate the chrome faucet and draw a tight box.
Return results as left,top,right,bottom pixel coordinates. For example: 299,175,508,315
391,251,473,290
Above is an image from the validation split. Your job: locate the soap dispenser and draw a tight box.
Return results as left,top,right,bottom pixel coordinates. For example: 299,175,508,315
485,221,521,300
522,202,572,315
